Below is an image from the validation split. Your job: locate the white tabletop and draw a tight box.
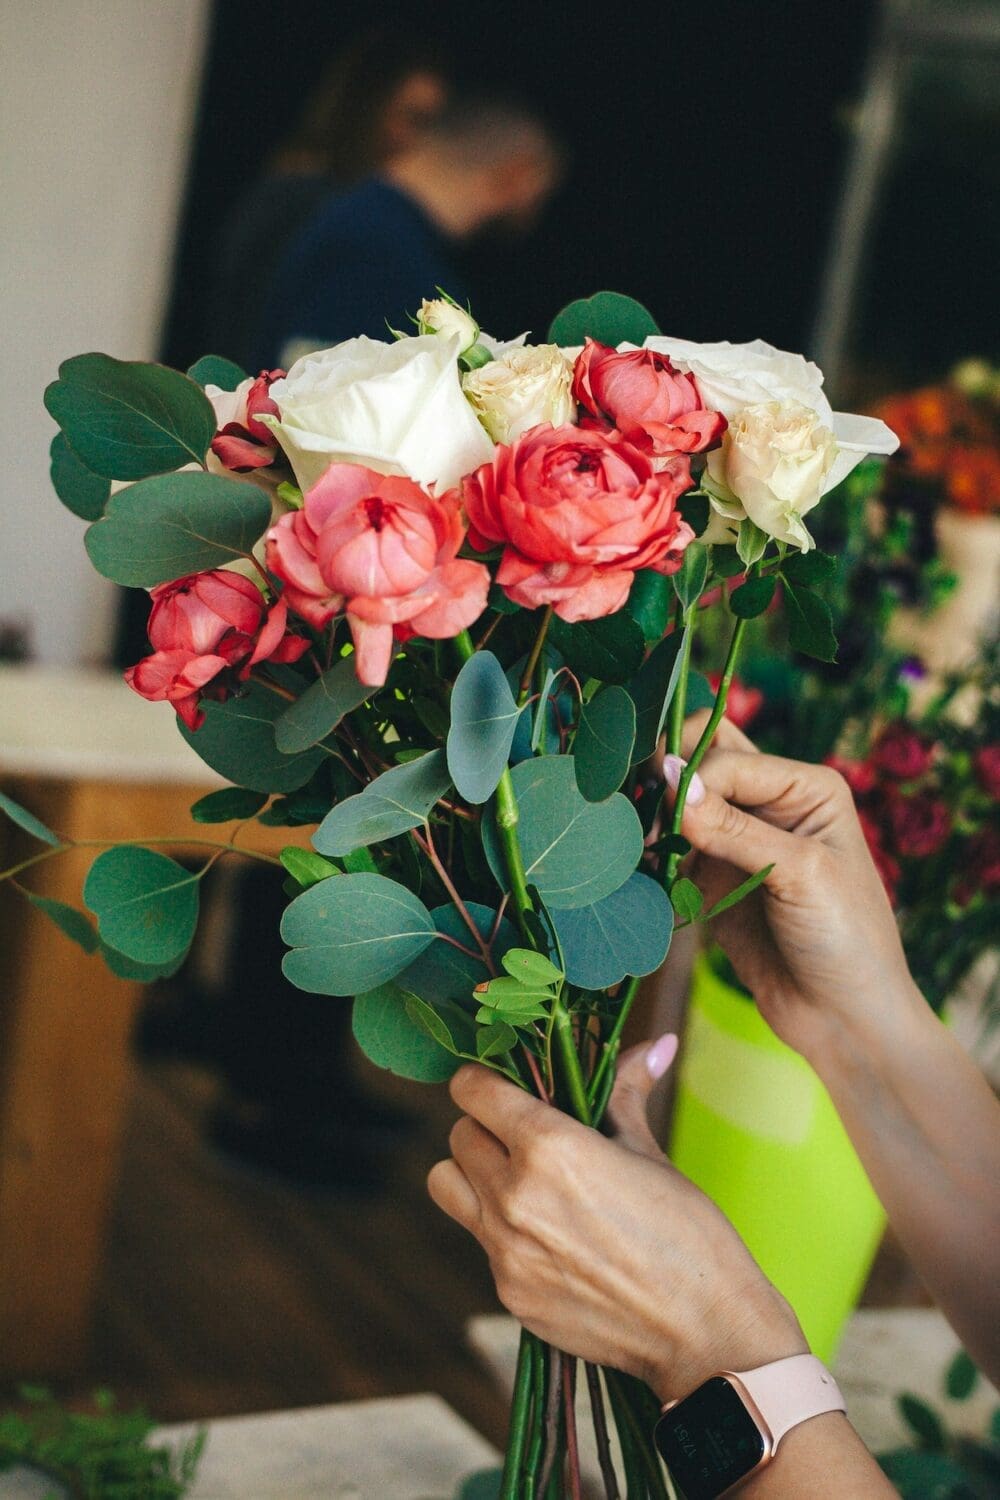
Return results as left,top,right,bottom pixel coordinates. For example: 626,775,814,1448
0,665,222,785
0,1394,499,1500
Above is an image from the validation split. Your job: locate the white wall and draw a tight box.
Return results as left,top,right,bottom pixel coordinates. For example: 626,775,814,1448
0,0,210,666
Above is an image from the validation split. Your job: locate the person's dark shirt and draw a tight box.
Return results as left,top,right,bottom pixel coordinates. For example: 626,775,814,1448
252,177,468,368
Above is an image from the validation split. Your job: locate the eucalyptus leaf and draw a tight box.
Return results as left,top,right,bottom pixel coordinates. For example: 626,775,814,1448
189,787,268,823
25,893,98,953
187,355,248,391
729,574,777,619
279,847,340,889
400,903,516,1008
353,982,460,1082
274,657,373,753
281,872,435,995
84,846,199,965
99,941,188,982
178,684,326,793
551,873,673,989
784,581,837,662
482,756,642,909
85,471,272,586
548,610,645,685
671,543,710,610
313,750,451,854
547,290,660,347
446,650,522,804
50,433,111,521
944,1349,978,1401
45,353,217,479
574,686,636,801
0,790,61,846
627,569,674,643
897,1394,946,1451
628,630,686,763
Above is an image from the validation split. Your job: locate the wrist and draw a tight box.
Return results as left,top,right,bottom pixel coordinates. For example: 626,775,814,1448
645,1281,808,1405
806,975,932,1095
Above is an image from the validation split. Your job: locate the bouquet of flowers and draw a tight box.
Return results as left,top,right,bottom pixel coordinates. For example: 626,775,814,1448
5,291,898,1497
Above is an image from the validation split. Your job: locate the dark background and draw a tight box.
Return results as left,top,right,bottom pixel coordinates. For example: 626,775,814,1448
162,0,878,369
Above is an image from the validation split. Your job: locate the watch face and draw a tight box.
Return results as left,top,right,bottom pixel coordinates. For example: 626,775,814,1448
654,1377,767,1500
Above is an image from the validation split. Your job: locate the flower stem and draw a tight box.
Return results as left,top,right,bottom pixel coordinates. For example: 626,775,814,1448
519,605,554,705
666,608,696,758
411,825,495,972
563,1357,583,1500
500,1328,536,1500
553,996,592,1126
0,835,284,886
587,975,641,1115
537,1347,564,1498
586,1363,621,1500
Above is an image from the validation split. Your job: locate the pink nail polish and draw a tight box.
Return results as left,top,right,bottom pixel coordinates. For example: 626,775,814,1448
646,1032,679,1080
663,753,686,789
686,771,706,806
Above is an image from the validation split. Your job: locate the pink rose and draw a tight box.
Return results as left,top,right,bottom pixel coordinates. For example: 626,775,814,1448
870,722,933,781
887,790,951,858
125,569,309,729
209,370,284,472
266,465,490,686
973,745,1000,801
462,424,695,621
572,339,726,457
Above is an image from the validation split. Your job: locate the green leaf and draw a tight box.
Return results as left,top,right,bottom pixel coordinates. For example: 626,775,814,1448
412,694,451,739
456,1470,503,1500
177,683,326,793
281,872,435,995
711,544,746,578
944,1349,979,1401
482,756,643,910
575,686,636,801
547,291,660,348
677,491,711,537
500,948,563,986
671,543,710,610
189,787,268,823
49,433,111,521
45,353,217,479
729,574,777,619
405,993,459,1051
24,893,98,953
99,941,187,982
0,790,61,846
475,976,550,1024
897,1393,947,1451
84,846,199,965
488,583,521,615
548,609,645,685
186,355,248,391
274,657,373,753
685,669,716,712
784,582,837,662
400,903,516,1008
550,873,673,989
781,549,836,587
878,1447,979,1496
313,750,451,854
279,847,340,889
446,650,523,804
736,518,768,567
703,865,773,919
670,877,703,922
627,569,674,643
85,470,272,586
628,630,686,763
476,1020,517,1060
353,982,460,1082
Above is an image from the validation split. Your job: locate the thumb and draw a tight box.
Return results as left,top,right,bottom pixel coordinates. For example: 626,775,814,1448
605,1034,678,1157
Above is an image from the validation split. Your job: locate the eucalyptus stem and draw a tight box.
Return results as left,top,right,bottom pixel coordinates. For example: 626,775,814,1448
523,1337,548,1497
519,605,554,705
587,975,641,1113
605,1372,669,1500
563,1357,583,1500
553,997,592,1126
500,1329,536,1500
537,1347,564,1497
0,835,284,886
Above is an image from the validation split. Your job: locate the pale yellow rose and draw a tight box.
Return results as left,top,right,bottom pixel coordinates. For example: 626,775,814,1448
463,343,575,444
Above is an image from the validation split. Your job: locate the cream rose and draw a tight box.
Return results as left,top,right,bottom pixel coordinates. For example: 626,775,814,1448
417,296,479,353
463,343,575,444
644,334,899,549
260,334,495,494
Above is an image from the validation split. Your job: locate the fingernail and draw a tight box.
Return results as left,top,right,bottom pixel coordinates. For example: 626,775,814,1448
686,771,706,806
646,1032,679,1080
662,754,706,806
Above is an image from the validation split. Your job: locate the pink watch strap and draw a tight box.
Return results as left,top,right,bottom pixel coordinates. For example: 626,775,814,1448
732,1353,845,1448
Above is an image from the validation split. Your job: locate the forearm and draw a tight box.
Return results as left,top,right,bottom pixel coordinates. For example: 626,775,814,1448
813,987,1000,1382
742,1413,895,1498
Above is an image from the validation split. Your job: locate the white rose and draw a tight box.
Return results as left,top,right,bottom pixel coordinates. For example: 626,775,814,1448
463,343,575,443
260,334,494,494
644,334,899,548
705,401,838,549
417,297,479,352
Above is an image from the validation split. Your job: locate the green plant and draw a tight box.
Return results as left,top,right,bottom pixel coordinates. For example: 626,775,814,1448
877,1350,1000,1498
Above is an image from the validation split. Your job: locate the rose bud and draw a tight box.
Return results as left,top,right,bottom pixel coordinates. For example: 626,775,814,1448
887,790,952,859
416,295,479,354
871,722,934,781
207,370,284,473
572,339,726,458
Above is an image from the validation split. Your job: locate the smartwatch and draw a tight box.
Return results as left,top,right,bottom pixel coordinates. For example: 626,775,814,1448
653,1352,846,1498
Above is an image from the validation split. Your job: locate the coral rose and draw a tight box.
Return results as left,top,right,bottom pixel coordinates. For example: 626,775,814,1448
125,569,309,729
572,339,725,457
462,424,695,621
266,464,490,685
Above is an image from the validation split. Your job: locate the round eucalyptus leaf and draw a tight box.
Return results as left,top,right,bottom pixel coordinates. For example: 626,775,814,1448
400,903,516,1009
50,433,111,521
313,751,452,854
84,846,199,965
551,873,673,988
353,983,460,1082
177,683,325,793
446,650,522,804
189,787,268,823
25,893,98,954
187,355,248,391
574,686,636,801
274,657,373,753
281,872,435,995
547,291,660,348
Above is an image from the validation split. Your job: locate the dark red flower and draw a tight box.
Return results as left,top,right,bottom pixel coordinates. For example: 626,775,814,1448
859,811,900,905
954,826,1000,905
888,790,951,858
825,754,878,797
973,745,1000,801
871,722,934,781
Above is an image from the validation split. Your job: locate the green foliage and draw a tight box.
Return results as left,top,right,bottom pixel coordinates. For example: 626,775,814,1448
878,1446,985,1497
550,872,673,989
627,569,674,643
0,789,61,846
186,354,247,390
703,865,774,920
671,542,710,611
274,658,373,753
473,948,563,1026
50,432,110,520
670,876,703,922
404,993,478,1059
729,574,777,619
189,787,268,823
628,630,686,762
500,948,562,986
45,353,217,479
899,1394,948,1451
546,290,660,347
446,650,523,804
711,544,746,578
281,872,435,995
85,471,272,586
736,518,768,567
677,491,711,537
400,903,515,1008
476,1020,518,1060
99,942,187,983
0,1386,204,1498
945,1350,980,1402
24,893,98,953
352,982,461,1082
482,756,643,909
548,609,646,684
783,579,837,662
313,750,451,854
455,1469,503,1500
178,684,326,793
574,686,636,801
279,846,340,889
781,549,836,587
84,847,199,966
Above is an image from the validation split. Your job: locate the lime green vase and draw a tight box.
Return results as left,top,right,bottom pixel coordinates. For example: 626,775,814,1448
670,953,886,1363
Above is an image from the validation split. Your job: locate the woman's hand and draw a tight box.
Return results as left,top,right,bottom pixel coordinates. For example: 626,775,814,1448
667,715,925,1065
428,1043,806,1402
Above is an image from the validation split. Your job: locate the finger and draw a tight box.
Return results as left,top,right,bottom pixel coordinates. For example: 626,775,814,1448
677,780,804,884
606,1036,677,1157
449,1114,509,1195
694,749,854,843
427,1158,481,1233
449,1064,553,1149
680,711,760,759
